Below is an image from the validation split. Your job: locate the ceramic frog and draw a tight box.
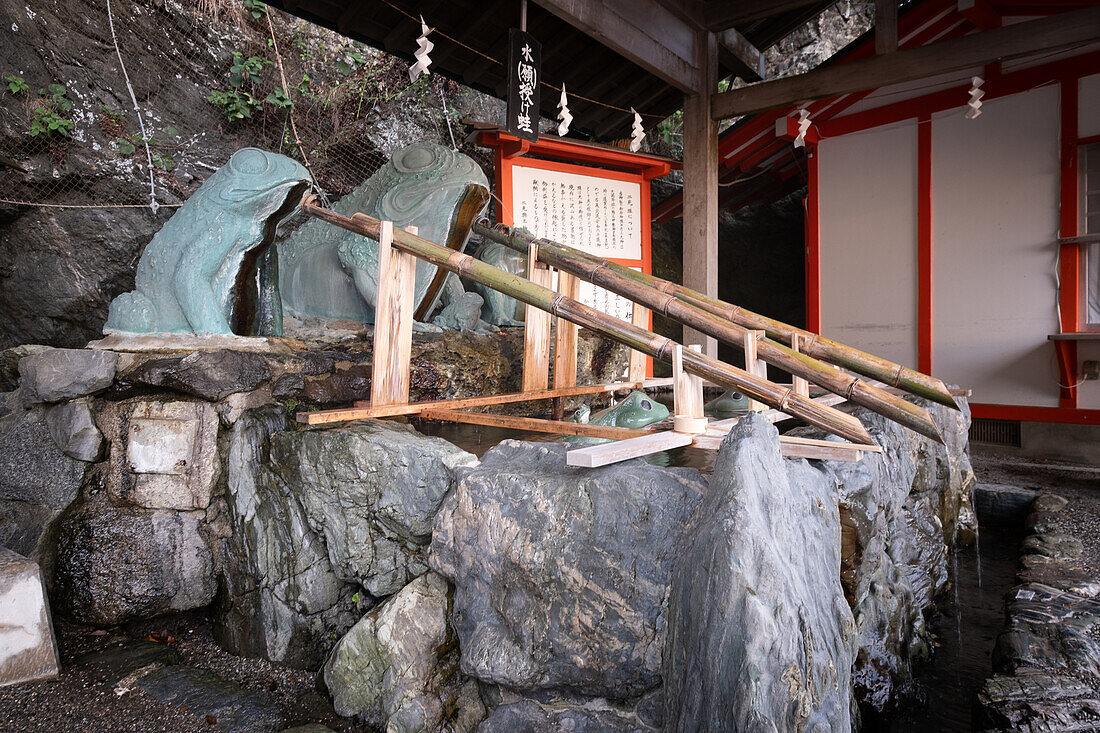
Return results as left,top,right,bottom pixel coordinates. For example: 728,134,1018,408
704,389,750,419
566,391,669,444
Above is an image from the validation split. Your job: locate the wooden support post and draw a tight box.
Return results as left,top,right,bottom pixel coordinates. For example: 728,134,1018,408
552,270,580,420
523,242,553,391
628,301,649,382
370,221,416,407
743,329,768,411
673,344,707,433
791,333,809,398
682,30,719,358
875,0,898,55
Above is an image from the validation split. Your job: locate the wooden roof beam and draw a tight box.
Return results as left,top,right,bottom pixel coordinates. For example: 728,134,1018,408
875,0,898,55
712,5,1100,120
717,27,766,82
531,0,702,92
705,0,828,32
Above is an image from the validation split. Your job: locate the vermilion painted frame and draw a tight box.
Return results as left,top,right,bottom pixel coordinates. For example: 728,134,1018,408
479,130,672,377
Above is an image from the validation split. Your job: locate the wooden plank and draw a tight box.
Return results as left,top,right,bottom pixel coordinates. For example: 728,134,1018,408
554,270,580,389
533,0,701,92
791,333,809,398
523,243,553,391
707,392,847,431
681,29,719,358
781,435,882,453
628,301,649,382
875,0,898,55
308,381,662,425
566,430,695,468
706,0,827,31
717,26,765,82
420,408,652,440
743,329,767,411
691,433,878,462
711,6,1100,119
370,221,416,407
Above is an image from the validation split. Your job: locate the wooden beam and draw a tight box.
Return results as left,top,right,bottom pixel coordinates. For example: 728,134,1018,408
875,0,898,55
523,244,553,391
681,30,719,357
554,271,580,389
717,27,765,82
301,380,666,425
567,431,695,467
531,0,701,92
706,0,827,31
712,6,1100,119
958,0,1001,30
420,408,653,440
369,221,416,407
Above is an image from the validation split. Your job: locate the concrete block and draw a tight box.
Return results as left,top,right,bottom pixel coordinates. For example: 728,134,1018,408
974,483,1038,527
0,547,60,686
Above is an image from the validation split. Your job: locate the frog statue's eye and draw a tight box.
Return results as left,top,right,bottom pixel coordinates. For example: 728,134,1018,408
732,392,744,400
640,399,652,410
230,148,271,176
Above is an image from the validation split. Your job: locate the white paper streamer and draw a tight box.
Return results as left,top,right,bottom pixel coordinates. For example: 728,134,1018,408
629,107,645,153
794,108,811,149
965,76,984,119
557,84,572,137
408,15,434,82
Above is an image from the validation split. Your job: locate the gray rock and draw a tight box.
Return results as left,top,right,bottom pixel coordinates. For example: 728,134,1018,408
324,571,484,731
270,420,476,596
215,407,355,669
44,399,104,461
0,548,60,687
55,503,215,624
0,345,50,392
479,699,654,733
130,349,270,401
431,440,707,698
280,726,337,733
0,406,85,508
136,665,284,733
974,483,1038,527
1034,493,1070,513
18,348,118,402
663,414,856,732
0,499,65,566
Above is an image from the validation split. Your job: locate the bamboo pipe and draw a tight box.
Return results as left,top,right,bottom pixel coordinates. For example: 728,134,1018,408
300,195,875,446
473,223,958,411
473,224,944,443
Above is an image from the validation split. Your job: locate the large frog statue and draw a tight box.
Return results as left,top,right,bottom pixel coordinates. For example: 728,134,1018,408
469,239,526,326
565,391,669,444
104,148,311,336
279,142,490,326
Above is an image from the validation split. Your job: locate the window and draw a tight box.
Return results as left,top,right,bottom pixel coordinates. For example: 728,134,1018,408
1081,144,1100,326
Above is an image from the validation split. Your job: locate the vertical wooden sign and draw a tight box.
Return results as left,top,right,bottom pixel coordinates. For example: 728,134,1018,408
507,28,541,143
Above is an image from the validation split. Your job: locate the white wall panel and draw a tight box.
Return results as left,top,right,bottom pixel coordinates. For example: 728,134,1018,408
818,123,919,367
932,86,1061,407
1080,73,1100,139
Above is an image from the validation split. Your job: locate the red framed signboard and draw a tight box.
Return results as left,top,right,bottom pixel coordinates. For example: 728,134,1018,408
478,129,672,376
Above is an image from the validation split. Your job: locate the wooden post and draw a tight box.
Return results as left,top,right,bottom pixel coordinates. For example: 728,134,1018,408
744,329,768,411
673,344,706,433
628,301,650,382
370,221,417,406
552,270,580,419
791,333,810,397
681,29,719,358
523,242,553,391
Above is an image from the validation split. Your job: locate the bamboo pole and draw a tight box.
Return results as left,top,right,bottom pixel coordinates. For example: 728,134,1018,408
472,224,946,442
300,195,875,446
473,222,958,412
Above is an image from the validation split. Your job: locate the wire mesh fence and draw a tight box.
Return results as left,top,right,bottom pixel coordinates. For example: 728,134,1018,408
0,0,501,211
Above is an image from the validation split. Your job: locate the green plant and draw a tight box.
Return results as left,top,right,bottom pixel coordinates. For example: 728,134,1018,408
208,88,260,120
152,152,175,171
264,86,292,109
29,107,73,138
5,75,28,94
229,52,270,88
38,83,72,113
114,137,136,155
162,125,180,138
243,0,267,18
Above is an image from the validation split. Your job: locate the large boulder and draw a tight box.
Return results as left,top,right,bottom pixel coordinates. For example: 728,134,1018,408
215,407,356,668
663,414,857,732
269,420,476,596
18,348,118,402
128,350,271,401
54,501,216,624
430,440,708,699
479,698,658,733
323,571,484,731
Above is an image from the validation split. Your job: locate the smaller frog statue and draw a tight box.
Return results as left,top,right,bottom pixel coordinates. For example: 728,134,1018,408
704,389,750,419
431,292,498,335
565,391,669,444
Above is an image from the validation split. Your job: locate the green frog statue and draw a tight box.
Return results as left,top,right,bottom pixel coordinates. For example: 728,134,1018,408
565,391,669,444
703,389,750,419
104,148,311,336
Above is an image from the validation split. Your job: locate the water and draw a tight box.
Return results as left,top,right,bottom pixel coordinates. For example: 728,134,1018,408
883,525,1022,732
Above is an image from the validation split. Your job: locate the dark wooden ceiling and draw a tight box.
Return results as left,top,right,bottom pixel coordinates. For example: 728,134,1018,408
267,0,835,139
